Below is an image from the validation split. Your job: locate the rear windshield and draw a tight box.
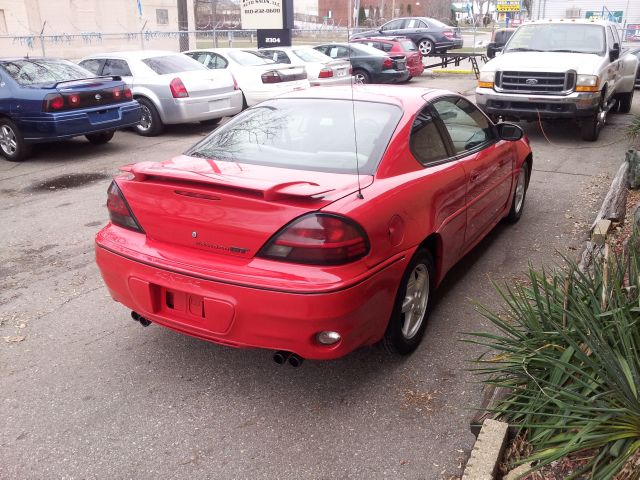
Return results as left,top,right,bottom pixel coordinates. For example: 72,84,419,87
142,55,205,74
0,59,92,86
351,43,386,57
401,40,417,51
293,48,331,63
505,24,606,54
187,98,402,175
229,50,275,66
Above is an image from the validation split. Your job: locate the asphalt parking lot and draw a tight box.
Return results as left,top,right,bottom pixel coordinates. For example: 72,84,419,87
1,74,638,479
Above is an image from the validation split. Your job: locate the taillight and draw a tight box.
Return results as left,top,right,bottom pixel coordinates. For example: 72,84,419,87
112,88,122,100
443,30,455,39
124,87,133,99
257,213,369,265
68,93,81,106
382,57,393,69
318,67,333,78
106,181,144,233
261,71,282,84
43,93,65,112
170,77,189,98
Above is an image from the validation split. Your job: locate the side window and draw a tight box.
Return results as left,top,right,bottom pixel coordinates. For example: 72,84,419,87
382,20,402,31
611,26,621,45
380,42,393,52
329,46,349,58
315,46,328,55
416,20,428,29
103,59,132,77
432,97,494,154
410,108,450,166
211,54,228,69
275,51,290,64
79,58,104,75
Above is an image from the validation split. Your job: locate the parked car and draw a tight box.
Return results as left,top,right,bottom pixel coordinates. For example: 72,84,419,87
79,50,242,136
486,28,516,59
184,48,310,107
350,17,463,56
313,43,409,84
631,47,640,88
350,36,425,79
95,85,532,362
256,46,352,86
0,57,141,162
476,19,639,141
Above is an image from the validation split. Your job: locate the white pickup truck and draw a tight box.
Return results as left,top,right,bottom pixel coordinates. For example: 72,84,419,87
475,19,639,141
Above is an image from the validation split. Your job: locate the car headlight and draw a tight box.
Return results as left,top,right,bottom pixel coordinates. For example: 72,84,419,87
576,74,599,92
478,71,495,88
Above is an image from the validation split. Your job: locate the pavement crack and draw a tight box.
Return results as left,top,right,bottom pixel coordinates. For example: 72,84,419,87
532,168,592,177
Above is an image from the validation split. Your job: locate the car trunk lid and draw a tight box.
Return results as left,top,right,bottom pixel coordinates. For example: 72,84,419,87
117,155,372,259
163,69,235,98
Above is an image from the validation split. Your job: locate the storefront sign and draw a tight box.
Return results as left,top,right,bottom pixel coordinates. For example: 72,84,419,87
241,0,284,30
496,0,521,13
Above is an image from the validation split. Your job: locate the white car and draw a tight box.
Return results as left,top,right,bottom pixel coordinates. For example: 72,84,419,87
184,48,310,107
256,46,352,86
79,50,243,136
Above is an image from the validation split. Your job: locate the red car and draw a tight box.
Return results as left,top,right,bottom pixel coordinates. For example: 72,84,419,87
351,36,425,79
96,86,532,364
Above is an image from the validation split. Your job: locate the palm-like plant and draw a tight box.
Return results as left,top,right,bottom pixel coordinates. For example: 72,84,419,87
467,240,640,479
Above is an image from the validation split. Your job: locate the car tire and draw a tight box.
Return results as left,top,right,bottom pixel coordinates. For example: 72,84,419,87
85,131,115,145
353,69,370,84
135,97,164,137
581,94,606,142
383,248,435,356
406,75,413,82
505,162,530,223
418,39,435,56
616,90,634,114
241,93,249,110
0,118,32,162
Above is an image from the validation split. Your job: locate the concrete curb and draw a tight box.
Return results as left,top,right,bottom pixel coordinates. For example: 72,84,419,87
462,419,509,480
432,68,474,74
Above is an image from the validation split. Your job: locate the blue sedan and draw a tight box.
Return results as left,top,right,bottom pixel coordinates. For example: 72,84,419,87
0,58,142,161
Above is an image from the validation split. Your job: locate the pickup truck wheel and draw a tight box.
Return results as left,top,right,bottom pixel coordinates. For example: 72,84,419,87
0,118,31,162
616,90,634,114
581,97,606,142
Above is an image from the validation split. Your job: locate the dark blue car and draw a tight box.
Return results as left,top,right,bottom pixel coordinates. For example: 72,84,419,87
0,58,142,162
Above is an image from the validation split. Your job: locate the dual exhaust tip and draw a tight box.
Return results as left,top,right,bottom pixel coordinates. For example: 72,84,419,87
273,350,304,367
131,311,304,367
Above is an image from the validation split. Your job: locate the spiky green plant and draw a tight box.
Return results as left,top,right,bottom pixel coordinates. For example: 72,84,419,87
467,239,640,479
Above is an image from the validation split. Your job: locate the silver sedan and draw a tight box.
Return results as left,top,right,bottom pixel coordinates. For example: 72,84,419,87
79,50,243,136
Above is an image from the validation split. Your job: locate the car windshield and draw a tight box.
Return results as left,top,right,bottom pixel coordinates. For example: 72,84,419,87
400,40,417,51
0,59,92,86
187,99,402,175
142,55,205,74
229,50,276,65
293,48,331,63
505,24,606,54
351,43,386,57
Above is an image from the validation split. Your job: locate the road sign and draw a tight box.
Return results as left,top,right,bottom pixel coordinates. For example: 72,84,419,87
496,0,521,12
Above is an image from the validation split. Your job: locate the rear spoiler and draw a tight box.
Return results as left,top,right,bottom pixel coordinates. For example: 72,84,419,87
53,75,122,88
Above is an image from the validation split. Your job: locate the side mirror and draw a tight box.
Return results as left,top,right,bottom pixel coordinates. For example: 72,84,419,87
496,122,524,141
611,42,620,62
487,43,497,59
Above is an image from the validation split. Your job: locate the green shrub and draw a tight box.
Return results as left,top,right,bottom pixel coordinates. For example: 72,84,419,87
467,244,640,479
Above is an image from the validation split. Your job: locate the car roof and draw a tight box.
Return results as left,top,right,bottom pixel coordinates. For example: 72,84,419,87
0,57,67,62
275,85,452,108
353,36,411,42
81,50,178,60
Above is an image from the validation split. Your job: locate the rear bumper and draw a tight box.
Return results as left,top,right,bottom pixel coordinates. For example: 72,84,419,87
20,101,141,142
160,90,243,125
408,63,425,77
96,239,410,360
475,87,601,120
242,80,311,106
372,69,410,84
435,39,464,52
310,75,353,87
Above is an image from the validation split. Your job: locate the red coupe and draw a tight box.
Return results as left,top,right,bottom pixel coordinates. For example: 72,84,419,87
96,86,532,364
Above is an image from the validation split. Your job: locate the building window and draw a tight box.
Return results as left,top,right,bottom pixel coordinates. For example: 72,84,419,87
0,10,7,34
156,9,169,25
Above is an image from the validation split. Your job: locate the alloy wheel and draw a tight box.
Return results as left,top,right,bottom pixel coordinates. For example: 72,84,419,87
419,40,433,56
0,125,17,156
138,105,152,132
400,264,430,339
513,167,527,215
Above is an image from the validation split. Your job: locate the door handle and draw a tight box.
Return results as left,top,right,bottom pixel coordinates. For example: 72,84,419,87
470,172,480,182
